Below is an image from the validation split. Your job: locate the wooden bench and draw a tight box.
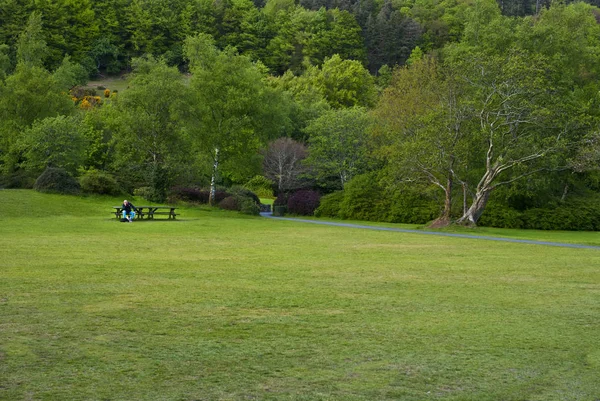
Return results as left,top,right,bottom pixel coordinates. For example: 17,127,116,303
113,206,178,220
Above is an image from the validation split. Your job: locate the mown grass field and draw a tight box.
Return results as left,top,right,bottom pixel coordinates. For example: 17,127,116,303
1,190,599,400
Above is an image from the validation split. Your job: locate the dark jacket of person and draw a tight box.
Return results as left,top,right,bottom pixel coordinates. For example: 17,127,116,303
122,202,136,213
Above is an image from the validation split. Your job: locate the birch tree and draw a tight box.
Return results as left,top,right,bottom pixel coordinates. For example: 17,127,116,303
184,33,289,204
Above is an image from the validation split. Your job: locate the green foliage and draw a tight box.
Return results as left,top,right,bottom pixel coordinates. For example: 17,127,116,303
218,186,261,214
479,195,600,231
52,55,88,90
263,6,366,75
34,0,99,69
20,115,87,175
0,64,74,173
387,186,440,224
16,11,47,68
86,37,123,76
0,44,11,81
79,169,121,196
33,167,80,194
239,197,260,215
229,185,260,204
314,190,343,218
324,174,440,224
309,54,377,109
184,34,290,195
365,2,422,73
243,175,274,198
338,173,390,221
110,56,192,200
219,195,239,210
133,186,153,199
127,0,191,64
269,70,330,141
304,107,373,188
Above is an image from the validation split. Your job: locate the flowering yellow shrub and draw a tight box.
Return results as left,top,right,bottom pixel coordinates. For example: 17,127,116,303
104,89,110,98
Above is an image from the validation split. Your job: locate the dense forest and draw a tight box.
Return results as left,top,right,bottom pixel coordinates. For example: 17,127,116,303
2,0,600,229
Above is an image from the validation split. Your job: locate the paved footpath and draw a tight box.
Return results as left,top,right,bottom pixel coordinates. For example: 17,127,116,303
261,213,600,250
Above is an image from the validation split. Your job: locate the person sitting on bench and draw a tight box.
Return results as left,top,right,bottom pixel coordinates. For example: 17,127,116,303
122,200,137,222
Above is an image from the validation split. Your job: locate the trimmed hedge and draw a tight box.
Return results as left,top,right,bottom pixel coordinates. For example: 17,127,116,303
34,168,80,195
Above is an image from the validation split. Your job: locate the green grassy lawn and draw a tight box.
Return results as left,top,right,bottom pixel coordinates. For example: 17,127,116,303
85,75,130,95
1,190,599,400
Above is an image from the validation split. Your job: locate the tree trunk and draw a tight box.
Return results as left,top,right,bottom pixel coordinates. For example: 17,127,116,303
429,176,453,228
461,182,468,216
209,147,219,206
442,176,453,220
456,187,492,226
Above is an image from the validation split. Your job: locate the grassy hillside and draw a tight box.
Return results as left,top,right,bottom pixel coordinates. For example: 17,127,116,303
1,190,599,400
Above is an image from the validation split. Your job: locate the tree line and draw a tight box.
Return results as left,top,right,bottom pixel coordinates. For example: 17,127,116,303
2,0,599,76
1,0,600,228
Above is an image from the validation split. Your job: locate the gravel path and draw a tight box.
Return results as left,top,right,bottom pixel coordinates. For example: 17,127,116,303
261,213,600,250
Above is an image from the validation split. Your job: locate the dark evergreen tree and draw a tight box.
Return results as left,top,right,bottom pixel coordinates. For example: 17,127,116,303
365,0,421,73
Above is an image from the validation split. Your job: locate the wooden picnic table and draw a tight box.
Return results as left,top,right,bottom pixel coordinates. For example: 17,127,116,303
113,205,178,220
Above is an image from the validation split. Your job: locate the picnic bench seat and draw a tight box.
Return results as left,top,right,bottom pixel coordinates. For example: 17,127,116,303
113,206,178,220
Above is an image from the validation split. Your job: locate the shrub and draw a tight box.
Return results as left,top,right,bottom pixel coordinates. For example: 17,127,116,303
169,187,210,203
522,201,600,231
338,173,390,221
273,205,286,216
219,196,239,210
0,170,36,189
287,190,321,215
478,195,600,231
315,191,344,218
478,202,525,229
240,198,260,215
133,186,153,199
80,170,120,195
244,175,274,198
34,167,80,195
213,189,231,204
217,186,261,214
274,193,289,207
387,188,439,224
104,89,111,98
229,185,260,205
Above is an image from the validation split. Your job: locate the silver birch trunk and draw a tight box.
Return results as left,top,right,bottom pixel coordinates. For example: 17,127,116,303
209,147,219,206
